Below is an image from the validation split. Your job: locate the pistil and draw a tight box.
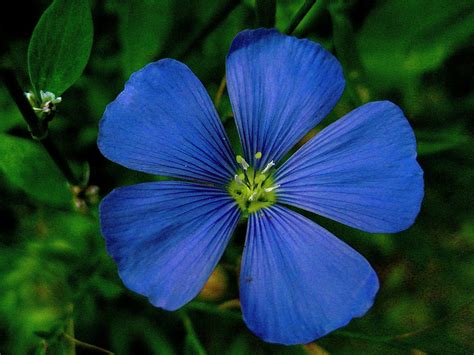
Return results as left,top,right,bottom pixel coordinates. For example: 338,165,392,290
228,152,279,215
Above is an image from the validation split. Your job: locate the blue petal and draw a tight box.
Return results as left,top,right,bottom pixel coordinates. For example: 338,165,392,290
276,101,424,233
98,59,236,185
226,29,345,169
99,181,240,310
241,206,378,345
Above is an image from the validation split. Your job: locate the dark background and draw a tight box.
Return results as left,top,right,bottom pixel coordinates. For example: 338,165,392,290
1,0,473,354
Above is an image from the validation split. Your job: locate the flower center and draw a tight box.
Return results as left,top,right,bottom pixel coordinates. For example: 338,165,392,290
227,153,279,215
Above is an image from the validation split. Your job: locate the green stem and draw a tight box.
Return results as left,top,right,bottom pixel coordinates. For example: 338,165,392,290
214,75,227,109
179,311,207,355
36,339,48,355
1,68,47,139
41,135,80,185
64,305,76,355
185,301,242,321
1,67,80,186
64,334,114,354
285,0,318,34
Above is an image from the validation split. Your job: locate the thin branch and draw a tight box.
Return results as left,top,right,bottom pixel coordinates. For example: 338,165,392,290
214,75,227,108
185,301,242,321
41,135,80,185
63,334,114,355
217,298,241,310
1,68,47,139
178,311,207,355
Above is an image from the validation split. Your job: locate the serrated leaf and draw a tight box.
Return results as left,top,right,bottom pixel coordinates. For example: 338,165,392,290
119,0,172,79
28,0,93,95
255,0,276,27
0,134,71,206
357,0,474,88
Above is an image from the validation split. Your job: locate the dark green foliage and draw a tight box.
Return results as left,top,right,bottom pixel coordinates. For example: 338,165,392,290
255,0,277,27
0,0,473,354
28,0,93,95
0,134,71,206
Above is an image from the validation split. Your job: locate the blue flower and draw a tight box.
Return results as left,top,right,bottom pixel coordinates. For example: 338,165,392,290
98,29,424,345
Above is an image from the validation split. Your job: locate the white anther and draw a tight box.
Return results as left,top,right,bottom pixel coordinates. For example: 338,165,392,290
240,159,249,170
248,191,257,201
261,160,275,174
264,184,280,193
234,174,244,185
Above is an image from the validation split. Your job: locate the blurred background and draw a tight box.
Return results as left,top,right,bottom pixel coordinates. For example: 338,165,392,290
1,0,473,354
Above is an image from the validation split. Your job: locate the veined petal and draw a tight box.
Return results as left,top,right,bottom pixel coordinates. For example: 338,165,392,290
276,101,424,233
98,59,236,185
99,181,240,310
241,206,378,345
226,29,344,169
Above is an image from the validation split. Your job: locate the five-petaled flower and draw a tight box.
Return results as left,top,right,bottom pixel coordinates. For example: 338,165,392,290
98,29,424,345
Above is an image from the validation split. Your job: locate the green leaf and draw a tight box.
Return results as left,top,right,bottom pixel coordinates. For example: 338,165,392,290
119,0,172,79
357,0,474,88
0,134,71,206
255,0,276,27
417,127,471,155
28,0,93,95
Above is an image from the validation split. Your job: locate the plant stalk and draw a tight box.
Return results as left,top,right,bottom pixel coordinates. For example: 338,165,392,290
1,68,80,186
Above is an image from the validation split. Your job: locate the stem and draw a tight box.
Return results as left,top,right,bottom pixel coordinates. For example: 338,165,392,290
64,307,76,355
217,298,241,310
214,75,227,109
64,334,114,355
285,0,318,34
41,136,80,185
179,311,207,355
1,67,80,186
1,68,47,139
185,301,242,321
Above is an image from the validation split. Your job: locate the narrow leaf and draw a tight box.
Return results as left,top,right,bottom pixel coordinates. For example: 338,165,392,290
28,0,93,95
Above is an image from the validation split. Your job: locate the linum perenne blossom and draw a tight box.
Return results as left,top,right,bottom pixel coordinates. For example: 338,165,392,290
98,29,424,345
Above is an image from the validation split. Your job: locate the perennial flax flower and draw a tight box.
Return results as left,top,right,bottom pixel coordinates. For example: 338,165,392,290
98,29,424,345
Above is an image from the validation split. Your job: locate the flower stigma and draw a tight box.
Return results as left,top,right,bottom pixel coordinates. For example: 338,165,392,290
228,153,279,215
